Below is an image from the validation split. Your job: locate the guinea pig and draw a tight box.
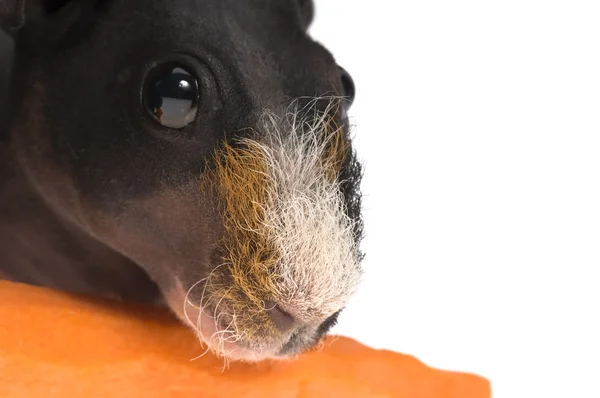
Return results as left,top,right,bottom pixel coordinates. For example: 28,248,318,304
0,0,364,362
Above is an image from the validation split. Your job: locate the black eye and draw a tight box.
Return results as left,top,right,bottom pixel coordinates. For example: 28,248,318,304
339,66,355,108
143,63,200,129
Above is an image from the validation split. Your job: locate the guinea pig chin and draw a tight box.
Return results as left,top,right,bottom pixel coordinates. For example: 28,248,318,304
159,106,363,361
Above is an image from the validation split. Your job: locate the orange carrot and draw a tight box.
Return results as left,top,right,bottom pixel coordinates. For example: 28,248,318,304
0,281,490,398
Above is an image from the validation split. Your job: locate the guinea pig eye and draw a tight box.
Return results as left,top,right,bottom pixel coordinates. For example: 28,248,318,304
339,66,355,108
143,63,200,129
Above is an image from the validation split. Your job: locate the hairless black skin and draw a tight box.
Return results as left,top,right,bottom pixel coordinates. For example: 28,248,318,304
0,0,363,358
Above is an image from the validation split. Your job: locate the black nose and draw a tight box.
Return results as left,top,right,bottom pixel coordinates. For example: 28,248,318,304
265,300,296,332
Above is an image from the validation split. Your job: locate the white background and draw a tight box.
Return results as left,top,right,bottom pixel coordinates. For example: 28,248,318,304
309,1,600,397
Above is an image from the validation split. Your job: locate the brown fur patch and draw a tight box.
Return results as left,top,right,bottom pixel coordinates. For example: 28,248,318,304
199,106,352,343
201,140,281,339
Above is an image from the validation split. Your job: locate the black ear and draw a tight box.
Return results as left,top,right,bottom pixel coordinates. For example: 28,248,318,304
295,0,314,30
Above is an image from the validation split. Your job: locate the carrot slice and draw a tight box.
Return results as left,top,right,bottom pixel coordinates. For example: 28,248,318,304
0,281,490,397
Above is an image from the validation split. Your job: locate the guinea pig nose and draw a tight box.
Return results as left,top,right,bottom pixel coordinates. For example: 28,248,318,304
264,300,296,332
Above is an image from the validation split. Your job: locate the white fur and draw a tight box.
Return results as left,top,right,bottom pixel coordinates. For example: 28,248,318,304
244,98,362,322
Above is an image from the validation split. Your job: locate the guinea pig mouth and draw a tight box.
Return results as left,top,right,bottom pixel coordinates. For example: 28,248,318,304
194,307,255,360
181,300,296,362
162,278,293,361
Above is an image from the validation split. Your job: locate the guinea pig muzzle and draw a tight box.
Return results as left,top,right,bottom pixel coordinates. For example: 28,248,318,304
164,100,363,362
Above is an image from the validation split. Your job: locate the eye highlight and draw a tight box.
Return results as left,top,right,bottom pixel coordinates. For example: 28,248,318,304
143,63,200,129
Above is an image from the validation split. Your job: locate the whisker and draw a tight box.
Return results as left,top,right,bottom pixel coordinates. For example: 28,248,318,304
183,277,206,332
189,343,212,362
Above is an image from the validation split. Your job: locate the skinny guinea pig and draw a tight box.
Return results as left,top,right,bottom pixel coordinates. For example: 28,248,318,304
0,0,364,362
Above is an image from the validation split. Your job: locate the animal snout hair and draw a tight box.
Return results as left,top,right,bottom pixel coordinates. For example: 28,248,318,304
187,96,363,350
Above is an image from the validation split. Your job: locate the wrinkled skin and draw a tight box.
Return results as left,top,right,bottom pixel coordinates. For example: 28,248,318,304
0,0,364,361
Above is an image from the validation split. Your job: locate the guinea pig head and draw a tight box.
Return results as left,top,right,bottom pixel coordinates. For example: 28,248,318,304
2,0,364,361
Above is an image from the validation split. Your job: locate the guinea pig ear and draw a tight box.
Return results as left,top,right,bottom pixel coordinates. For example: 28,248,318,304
294,0,314,30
